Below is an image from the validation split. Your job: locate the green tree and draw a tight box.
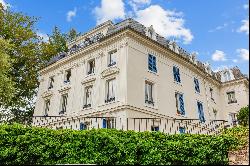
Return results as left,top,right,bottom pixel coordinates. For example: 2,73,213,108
49,26,68,53
0,5,46,124
237,106,249,127
66,28,80,42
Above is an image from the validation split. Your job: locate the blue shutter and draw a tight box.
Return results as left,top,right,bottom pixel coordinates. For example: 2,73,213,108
177,68,181,83
179,94,185,115
102,119,107,128
194,78,200,93
80,122,84,130
179,127,185,134
197,102,205,123
173,66,177,81
152,56,157,72
148,54,153,71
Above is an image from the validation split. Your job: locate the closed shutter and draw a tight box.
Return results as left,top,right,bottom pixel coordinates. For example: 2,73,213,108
173,66,177,81
176,68,181,83
179,94,185,115
197,102,205,122
194,78,200,93
148,54,153,71
103,119,107,128
152,56,157,72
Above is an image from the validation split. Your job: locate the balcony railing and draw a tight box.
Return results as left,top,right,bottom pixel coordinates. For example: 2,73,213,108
32,116,228,135
105,97,115,103
145,99,154,106
108,62,116,67
83,104,91,109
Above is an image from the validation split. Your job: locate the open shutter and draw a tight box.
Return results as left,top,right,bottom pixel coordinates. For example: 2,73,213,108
179,94,185,115
102,119,107,128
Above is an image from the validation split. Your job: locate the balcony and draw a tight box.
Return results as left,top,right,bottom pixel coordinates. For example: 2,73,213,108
105,97,115,103
145,99,154,106
228,100,237,104
108,62,116,67
83,104,91,109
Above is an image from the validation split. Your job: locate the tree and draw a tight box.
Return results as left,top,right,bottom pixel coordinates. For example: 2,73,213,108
237,106,249,127
66,28,80,42
0,5,46,124
49,26,68,53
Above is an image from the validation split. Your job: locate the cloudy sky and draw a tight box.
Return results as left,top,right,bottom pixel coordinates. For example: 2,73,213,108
2,0,249,74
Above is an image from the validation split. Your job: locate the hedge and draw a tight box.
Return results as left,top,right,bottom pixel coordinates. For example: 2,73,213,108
0,123,241,165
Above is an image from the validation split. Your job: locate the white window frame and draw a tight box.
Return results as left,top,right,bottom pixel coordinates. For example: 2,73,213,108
64,69,71,83
48,76,54,90
105,78,116,103
145,81,154,105
87,59,95,75
108,50,117,67
44,99,50,116
83,86,92,108
60,93,68,114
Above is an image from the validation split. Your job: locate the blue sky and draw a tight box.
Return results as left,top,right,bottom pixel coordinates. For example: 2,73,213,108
2,0,249,74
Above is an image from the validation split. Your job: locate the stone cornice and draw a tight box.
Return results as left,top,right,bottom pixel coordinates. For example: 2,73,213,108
101,66,120,79
221,77,249,87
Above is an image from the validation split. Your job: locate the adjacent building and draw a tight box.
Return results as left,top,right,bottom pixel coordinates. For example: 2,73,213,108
33,18,249,134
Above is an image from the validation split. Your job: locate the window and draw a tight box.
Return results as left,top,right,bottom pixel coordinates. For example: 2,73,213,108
210,88,214,100
223,71,231,82
83,86,92,108
105,79,116,103
64,69,71,83
80,122,87,130
59,94,68,114
102,118,115,129
145,81,154,106
227,91,237,104
173,66,181,83
179,127,185,134
194,78,200,93
197,101,205,123
87,59,95,75
175,92,185,116
44,99,50,116
148,54,157,73
151,126,159,131
108,50,117,67
48,77,54,90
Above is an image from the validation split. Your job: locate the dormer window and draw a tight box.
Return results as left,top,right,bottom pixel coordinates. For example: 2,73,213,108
223,71,231,82
64,69,71,83
87,59,95,75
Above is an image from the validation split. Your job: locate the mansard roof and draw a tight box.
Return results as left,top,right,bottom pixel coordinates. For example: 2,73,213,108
45,18,247,83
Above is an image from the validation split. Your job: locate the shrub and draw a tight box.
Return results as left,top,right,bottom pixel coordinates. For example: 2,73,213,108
237,106,249,127
0,123,240,165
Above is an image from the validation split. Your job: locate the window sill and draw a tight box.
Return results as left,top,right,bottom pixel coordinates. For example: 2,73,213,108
144,103,158,110
99,100,120,107
176,113,186,118
86,73,95,78
148,70,159,76
108,62,117,67
195,91,201,95
228,101,237,104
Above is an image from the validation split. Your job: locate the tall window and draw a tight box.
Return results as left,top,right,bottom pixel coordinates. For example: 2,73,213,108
197,101,205,123
175,92,185,115
108,50,117,67
145,81,154,106
102,118,115,129
194,78,200,93
80,122,87,130
173,66,181,83
179,127,185,134
60,94,68,114
227,91,237,104
228,113,237,126
44,99,50,116
105,79,116,103
48,77,54,90
64,69,71,83
87,59,95,75
148,54,157,73
210,88,214,100
83,86,92,108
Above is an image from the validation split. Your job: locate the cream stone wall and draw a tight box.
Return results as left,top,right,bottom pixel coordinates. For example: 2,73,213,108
34,27,249,130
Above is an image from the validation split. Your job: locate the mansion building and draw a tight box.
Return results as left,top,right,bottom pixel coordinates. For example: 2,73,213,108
33,18,249,133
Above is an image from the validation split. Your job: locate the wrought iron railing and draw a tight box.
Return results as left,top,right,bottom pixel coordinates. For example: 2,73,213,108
32,115,228,135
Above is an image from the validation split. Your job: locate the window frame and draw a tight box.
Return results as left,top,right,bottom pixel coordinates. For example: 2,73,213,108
105,78,116,103
173,66,181,83
83,86,93,109
145,81,154,106
87,59,95,75
148,54,157,73
59,93,68,114
194,78,200,93
44,99,50,116
175,92,185,116
108,50,117,67
197,101,205,123
48,76,54,90
227,91,237,104
64,69,71,83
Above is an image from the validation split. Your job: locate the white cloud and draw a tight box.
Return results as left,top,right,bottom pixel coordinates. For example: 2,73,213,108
134,5,193,44
237,48,249,61
94,0,125,25
37,32,49,42
66,8,77,22
212,50,227,61
243,4,249,9
208,23,228,32
237,19,249,35
128,0,151,11
232,59,238,63
132,0,151,4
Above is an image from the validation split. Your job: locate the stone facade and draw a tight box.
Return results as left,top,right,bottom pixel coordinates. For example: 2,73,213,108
33,18,249,132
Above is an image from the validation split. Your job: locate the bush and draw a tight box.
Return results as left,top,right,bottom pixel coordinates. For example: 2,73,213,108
0,123,240,165
237,106,249,127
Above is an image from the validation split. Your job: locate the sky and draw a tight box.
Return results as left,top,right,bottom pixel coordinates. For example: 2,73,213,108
1,0,249,75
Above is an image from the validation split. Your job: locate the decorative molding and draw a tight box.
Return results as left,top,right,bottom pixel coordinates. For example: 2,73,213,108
81,77,96,85
42,90,53,99
101,66,120,79
58,84,71,94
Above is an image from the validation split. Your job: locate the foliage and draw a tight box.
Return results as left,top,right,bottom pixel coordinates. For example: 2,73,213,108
236,106,249,127
0,6,79,124
0,124,241,165
222,126,249,150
